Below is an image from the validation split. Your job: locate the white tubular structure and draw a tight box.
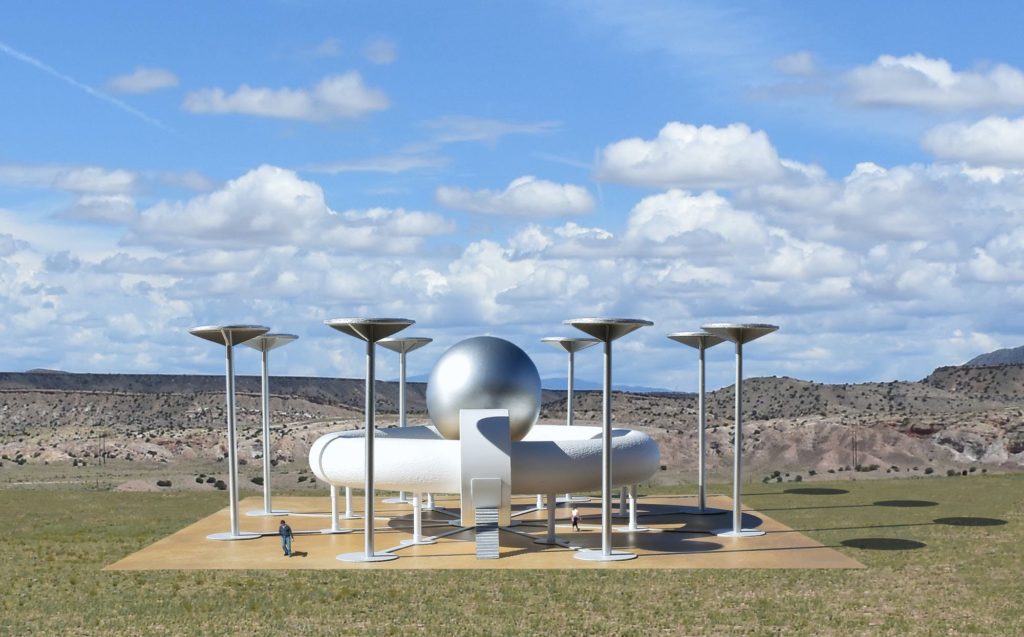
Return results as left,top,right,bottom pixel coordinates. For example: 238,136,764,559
309,424,659,496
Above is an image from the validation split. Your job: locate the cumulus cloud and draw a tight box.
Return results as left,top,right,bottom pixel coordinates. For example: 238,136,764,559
364,37,397,64
106,67,179,93
128,164,453,252
436,176,595,216
597,122,784,188
845,54,1024,111
922,116,1024,167
0,164,138,224
183,72,389,121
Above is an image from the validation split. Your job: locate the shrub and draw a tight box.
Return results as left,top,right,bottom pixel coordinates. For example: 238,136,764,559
214,480,227,490
298,475,308,483
946,469,957,477
205,476,216,484
794,475,803,482
195,477,203,484
156,480,171,488
251,477,264,486
808,469,816,476
924,467,934,475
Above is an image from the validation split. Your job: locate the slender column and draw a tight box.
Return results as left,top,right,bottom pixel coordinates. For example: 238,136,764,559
224,338,240,537
619,486,628,517
398,350,407,503
546,493,557,543
364,339,375,558
564,350,575,502
697,344,707,511
732,340,743,534
345,486,355,518
601,338,612,557
412,493,422,543
536,494,545,509
426,493,435,509
260,349,272,514
330,485,340,532
628,484,638,529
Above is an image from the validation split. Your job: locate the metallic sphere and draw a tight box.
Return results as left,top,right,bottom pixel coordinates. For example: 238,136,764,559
426,336,541,441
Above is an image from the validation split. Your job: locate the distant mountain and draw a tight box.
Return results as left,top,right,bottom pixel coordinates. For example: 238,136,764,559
964,345,1024,367
407,373,672,393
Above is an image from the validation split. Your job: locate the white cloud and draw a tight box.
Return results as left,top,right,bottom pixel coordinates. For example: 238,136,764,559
106,67,179,94
923,116,1024,167
597,122,784,188
183,72,389,121
845,53,1024,111
774,51,817,76
62,194,137,224
436,176,595,216
364,37,397,64
128,165,452,252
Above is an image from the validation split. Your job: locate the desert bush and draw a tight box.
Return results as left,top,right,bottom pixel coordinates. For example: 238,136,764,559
925,467,934,474
194,477,203,484
214,480,226,490
251,477,264,486
205,476,215,484
946,469,957,477
156,480,171,487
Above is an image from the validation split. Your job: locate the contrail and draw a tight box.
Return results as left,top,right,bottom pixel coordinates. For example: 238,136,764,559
0,39,173,133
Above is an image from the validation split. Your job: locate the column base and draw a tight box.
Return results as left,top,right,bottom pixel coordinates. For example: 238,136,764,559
337,552,399,563
246,509,291,517
714,528,766,537
573,549,637,562
616,525,652,533
400,537,437,546
319,527,353,534
207,531,261,541
557,495,591,504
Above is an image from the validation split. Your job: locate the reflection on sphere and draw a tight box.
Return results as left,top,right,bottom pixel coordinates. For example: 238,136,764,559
426,336,541,441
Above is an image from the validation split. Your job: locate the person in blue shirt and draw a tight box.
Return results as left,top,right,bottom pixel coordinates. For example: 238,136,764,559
279,520,293,556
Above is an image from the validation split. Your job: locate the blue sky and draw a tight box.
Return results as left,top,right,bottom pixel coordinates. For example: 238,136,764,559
3,1,1024,391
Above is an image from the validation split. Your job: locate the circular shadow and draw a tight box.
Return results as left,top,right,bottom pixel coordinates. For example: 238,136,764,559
933,517,1007,527
873,500,939,508
841,537,927,551
784,488,850,496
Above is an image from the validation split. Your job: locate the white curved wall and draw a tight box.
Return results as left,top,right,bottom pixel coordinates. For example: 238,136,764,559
308,424,661,495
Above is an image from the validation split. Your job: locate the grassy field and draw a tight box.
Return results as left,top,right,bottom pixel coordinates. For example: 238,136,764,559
1,474,1021,636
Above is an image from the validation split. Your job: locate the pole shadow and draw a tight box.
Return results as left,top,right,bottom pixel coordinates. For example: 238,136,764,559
840,538,926,550
933,517,1007,527
873,500,938,508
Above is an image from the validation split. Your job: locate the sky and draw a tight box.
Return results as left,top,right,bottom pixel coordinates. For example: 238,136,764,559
2,0,1024,391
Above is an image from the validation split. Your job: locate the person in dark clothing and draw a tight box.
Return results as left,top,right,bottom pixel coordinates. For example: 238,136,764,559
279,520,293,556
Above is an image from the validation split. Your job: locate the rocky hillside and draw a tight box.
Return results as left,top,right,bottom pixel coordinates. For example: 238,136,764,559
1,364,1023,488
964,344,1024,367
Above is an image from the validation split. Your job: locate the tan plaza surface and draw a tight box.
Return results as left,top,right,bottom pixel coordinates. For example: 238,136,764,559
106,494,863,570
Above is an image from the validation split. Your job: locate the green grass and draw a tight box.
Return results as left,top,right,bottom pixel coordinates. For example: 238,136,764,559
1,474,1021,636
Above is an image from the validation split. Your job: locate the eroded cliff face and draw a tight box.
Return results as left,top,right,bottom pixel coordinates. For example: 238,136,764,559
1,366,1023,486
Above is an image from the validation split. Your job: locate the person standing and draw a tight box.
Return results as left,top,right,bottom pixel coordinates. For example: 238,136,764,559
571,507,580,532
279,520,293,557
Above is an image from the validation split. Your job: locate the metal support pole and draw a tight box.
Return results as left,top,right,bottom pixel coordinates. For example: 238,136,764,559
546,493,557,543
345,486,354,518
565,351,575,502
260,349,272,515
364,339,375,558
536,494,545,509
224,340,240,537
601,339,612,557
398,350,407,503
426,493,435,509
412,492,422,542
732,340,743,534
628,484,638,528
619,486,628,517
698,344,707,512
329,484,341,532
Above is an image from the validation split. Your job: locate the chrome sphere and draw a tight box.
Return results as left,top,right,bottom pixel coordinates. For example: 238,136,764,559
426,336,541,441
